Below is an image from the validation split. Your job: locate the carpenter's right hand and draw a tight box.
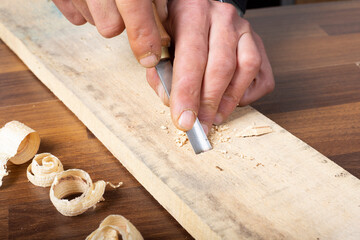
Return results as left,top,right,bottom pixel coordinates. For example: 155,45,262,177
146,0,275,135
53,0,168,68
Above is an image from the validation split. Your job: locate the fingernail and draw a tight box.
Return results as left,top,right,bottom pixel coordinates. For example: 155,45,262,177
214,113,223,125
139,53,158,68
201,123,209,136
178,110,196,131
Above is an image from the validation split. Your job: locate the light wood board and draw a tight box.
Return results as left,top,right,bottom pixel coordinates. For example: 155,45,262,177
1,1,359,239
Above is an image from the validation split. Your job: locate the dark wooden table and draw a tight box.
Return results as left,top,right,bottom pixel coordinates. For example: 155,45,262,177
1,1,359,239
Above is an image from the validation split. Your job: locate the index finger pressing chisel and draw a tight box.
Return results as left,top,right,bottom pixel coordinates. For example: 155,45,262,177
152,3,212,154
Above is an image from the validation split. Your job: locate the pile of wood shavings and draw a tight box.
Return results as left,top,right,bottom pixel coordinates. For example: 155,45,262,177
209,124,232,145
156,108,273,155
175,130,188,147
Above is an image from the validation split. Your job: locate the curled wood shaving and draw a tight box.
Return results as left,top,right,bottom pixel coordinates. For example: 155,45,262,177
50,169,122,216
0,121,40,187
86,215,143,240
236,125,273,138
27,153,64,187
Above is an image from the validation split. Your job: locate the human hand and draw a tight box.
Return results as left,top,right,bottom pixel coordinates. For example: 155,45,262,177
146,0,275,135
52,0,168,67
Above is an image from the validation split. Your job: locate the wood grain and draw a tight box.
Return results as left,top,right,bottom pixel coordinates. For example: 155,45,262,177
252,64,360,113
0,99,190,240
1,0,360,239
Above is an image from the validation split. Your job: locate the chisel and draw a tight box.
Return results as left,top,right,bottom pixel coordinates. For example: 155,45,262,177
152,3,212,154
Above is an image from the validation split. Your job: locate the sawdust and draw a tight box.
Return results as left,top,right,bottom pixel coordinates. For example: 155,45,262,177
157,108,271,160
175,130,188,147
209,124,231,145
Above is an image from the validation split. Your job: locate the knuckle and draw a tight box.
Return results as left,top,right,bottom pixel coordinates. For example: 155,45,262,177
265,76,275,93
97,24,123,38
175,76,201,98
240,19,251,31
241,53,262,73
220,3,238,18
237,100,248,107
131,25,157,44
223,91,240,106
68,14,86,26
201,95,220,112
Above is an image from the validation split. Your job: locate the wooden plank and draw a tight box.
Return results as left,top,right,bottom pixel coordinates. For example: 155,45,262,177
1,1,359,239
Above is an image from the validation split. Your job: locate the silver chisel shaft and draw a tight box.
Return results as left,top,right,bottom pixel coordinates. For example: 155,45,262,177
155,59,212,154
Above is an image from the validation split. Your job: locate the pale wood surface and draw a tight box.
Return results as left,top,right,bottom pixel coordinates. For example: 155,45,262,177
1,0,360,239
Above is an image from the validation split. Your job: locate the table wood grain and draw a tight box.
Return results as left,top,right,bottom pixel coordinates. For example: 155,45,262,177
1,1,359,239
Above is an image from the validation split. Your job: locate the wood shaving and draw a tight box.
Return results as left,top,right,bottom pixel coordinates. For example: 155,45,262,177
215,166,224,171
175,130,188,147
86,215,143,240
0,121,40,187
209,124,231,144
234,153,255,161
218,125,230,132
334,171,349,178
160,125,168,130
0,122,125,220
220,150,228,154
219,135,231,143
236,125,273,138
50,169,122,216
27,153,64,187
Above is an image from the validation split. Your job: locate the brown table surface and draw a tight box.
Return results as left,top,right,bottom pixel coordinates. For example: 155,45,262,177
1,1,359,239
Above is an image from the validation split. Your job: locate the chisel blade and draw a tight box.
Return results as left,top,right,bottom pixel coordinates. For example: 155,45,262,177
155,59,212,154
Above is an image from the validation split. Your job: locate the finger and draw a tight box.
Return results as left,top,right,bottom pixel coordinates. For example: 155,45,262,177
154,0,168,22
237,73,274,106
85,0,124,38
170,2,210,131
146,68,170,106
71,0,95,25
238,34,275,105
115,0,161,68
53,0,87,25
215,30,261,124
197,3,238,134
